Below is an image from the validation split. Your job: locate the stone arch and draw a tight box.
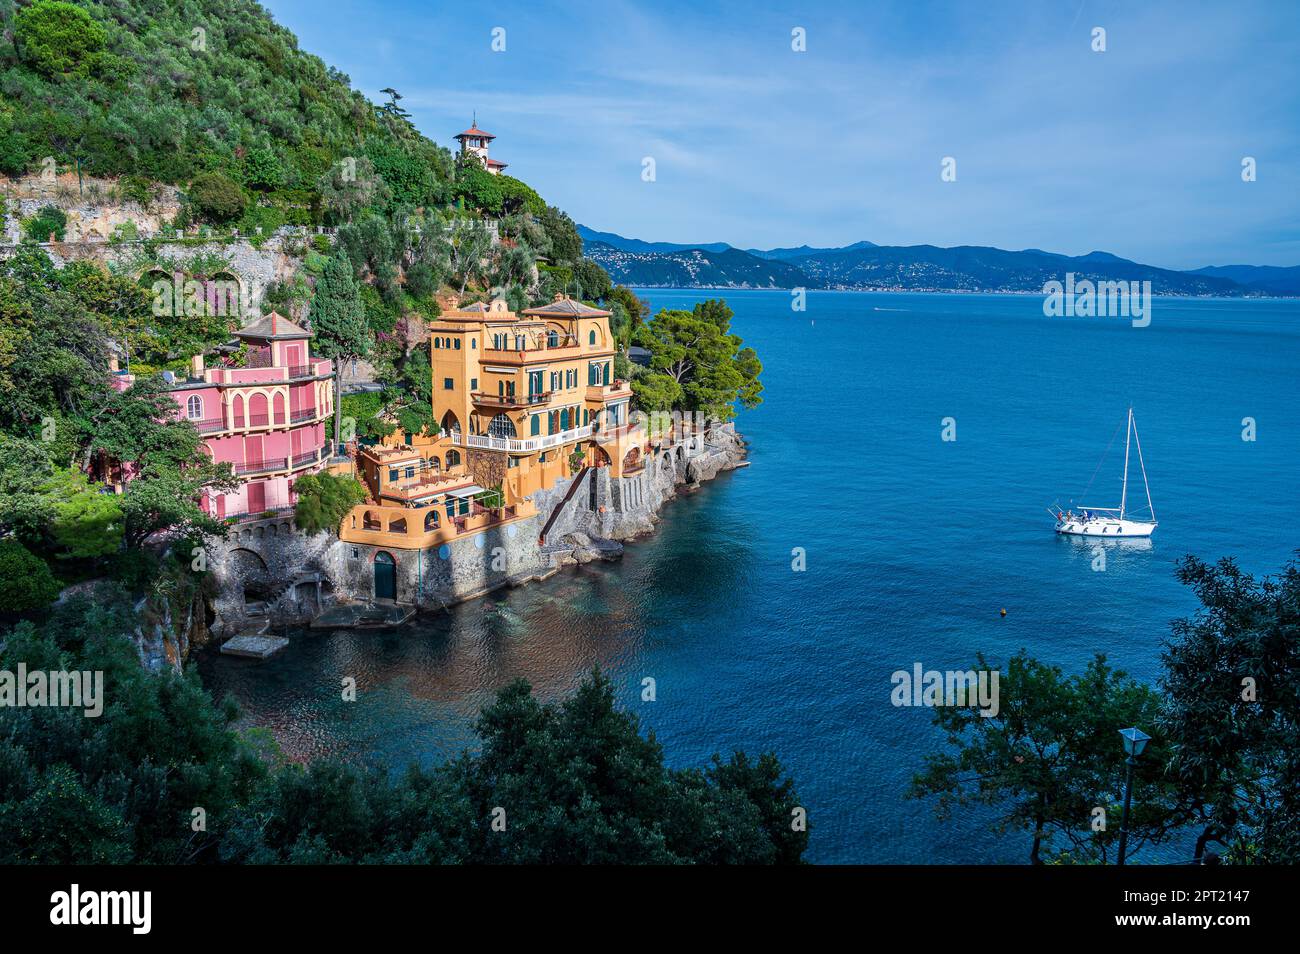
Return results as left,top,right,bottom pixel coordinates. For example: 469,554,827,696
424,510,440,531
362,510,382,530
445,449,462,468
591,445,611,467
622,446,641,472
441,411,462,441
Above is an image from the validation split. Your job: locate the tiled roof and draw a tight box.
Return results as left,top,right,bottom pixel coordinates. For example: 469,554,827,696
234,311,311,340
455,125,495,140
522,296,611,318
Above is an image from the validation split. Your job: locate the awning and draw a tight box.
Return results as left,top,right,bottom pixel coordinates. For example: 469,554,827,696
447,485,487,498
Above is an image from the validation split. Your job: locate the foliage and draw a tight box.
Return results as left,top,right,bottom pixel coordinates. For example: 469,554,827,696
187,171,246,223
22,204,66,242
0,540,61,612
633,299,762,420
1159,555,1300,863
14,1,106,77
292,472,366,536
910,651,1170,864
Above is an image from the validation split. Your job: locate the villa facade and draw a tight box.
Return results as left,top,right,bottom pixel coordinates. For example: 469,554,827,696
111,312,335,518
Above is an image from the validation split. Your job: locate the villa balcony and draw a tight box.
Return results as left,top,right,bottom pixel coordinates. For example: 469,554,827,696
471,390,552,409
458,423,593,454
235,457,289,476
586,380,632,403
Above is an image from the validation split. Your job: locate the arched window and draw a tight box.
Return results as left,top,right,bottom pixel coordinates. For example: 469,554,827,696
488,413,517,438
589,329,597,345
530,414,540,436
434,338,441,349
186,395,203,420
441,412,461,441
446,449,461,468
454,339,461,350
424,510,440,531
559,408,570,430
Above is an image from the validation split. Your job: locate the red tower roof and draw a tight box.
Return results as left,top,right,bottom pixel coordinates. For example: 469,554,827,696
455,125,495,141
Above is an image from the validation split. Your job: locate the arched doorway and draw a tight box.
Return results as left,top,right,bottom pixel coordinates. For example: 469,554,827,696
441,411,461,442
488,413,517,438
374,551,397,601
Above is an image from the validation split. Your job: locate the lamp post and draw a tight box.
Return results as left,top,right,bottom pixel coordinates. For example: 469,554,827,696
1116,727,1151,866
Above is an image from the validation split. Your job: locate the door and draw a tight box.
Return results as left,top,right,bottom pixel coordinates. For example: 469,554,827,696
374,552,396,601
247,481,266,514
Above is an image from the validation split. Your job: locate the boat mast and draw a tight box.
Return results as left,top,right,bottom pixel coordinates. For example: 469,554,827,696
1120,407,1131,520
1131,410,1155,523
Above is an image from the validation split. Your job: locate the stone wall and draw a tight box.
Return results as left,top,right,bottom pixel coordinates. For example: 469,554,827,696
201,424,747,634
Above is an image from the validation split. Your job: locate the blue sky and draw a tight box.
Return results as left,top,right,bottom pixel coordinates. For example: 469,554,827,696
263,0,1300,268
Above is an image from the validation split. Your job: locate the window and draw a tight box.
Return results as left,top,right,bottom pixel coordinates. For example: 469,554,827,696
388,468,398,482
186,395,203,420
351,547,360,561
530,415,540,435
433,338,441,349
589,329,596,345
488,413,517,438
470,378,478,391
471,339,477,349
454,339,461,350
405,466,415,479
548,330,558,348
507,456,518,469
444,378,454,390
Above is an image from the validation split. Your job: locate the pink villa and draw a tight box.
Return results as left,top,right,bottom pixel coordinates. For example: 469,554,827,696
110,312,335,519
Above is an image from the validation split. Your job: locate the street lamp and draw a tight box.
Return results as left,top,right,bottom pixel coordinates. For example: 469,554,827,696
1116,727,1151,866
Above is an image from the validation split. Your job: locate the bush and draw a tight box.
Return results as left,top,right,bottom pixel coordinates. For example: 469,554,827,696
187,172,247,223
293,472,367,535
22,204,66,243
0,540,62,612
15,1,107,77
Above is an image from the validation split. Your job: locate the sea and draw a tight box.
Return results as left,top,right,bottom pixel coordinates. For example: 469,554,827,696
199,289,1300,863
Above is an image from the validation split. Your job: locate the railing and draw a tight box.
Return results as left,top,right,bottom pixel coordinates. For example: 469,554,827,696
290,407,318,423
471,390,552,408
461,423,593,453
288,364,311,379
291,449,321,468
247,413,270,427
235,457,288,475
193,417,226,434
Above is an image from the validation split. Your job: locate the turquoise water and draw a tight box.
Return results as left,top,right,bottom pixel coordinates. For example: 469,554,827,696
200,290,1300,863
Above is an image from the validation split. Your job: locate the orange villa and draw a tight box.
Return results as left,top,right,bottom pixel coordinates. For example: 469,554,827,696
338,296,645,575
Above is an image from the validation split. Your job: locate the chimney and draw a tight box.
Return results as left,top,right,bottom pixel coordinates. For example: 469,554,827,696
191,353,205,379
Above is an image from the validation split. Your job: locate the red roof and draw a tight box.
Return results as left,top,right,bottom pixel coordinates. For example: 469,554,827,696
486,158,508,168
455,125,495,141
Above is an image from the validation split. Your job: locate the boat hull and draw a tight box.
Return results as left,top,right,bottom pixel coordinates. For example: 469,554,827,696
1055,519,1156,538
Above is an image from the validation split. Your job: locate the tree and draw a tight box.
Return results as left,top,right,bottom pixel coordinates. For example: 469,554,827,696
317,157,390,224
635,300,763,420
14,1,107,77
187,171,246,223
910,651,1170,864
43,467,124,559
310,255,371,454
1160,555,1300,863
0,540,61,612
573,259,611,301
292,472,366,535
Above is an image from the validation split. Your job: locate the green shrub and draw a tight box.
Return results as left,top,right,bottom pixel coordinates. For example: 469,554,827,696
15,1,107,77
292,471,366,535
187,172,247,223
0,540,62,612
22,204,66,242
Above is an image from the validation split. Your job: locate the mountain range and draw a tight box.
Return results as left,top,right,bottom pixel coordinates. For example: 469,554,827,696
578,226,1300,297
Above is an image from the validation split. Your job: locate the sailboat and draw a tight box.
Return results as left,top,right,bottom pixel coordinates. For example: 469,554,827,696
1051,407,1157,538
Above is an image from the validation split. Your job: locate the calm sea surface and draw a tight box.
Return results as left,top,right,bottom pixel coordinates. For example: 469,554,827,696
199,290,1300,863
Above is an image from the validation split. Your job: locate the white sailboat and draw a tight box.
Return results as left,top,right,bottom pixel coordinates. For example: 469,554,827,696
1051,407,1157,538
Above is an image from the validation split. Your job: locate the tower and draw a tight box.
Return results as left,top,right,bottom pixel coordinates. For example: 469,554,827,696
454,114,508,175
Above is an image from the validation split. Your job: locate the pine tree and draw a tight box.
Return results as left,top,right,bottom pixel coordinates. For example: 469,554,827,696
310,256,371,457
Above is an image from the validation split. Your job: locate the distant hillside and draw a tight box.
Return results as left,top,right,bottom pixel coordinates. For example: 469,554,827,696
746,240,876,261
576,225,730,254
790,245,1243,296
579,227,1291,296
1189,265,1300,296
584,241,807,289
